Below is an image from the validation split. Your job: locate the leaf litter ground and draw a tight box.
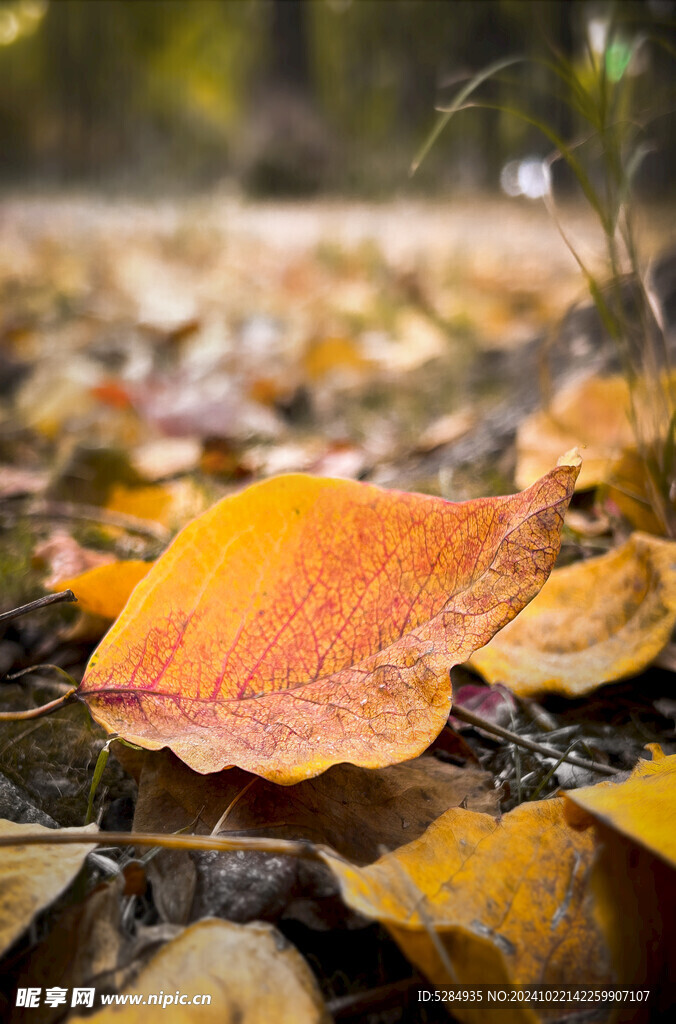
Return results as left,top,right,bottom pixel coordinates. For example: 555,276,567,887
1,195,676,1022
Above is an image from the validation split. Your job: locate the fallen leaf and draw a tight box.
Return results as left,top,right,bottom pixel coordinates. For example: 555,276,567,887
516,376,636,491
416,409,475,453
130,438,202,482
604,447,666,535
84,918,329,1023
34,530,115,588
0,819,96,957
50,560,152,619
323,798,612,1023
122,748,498,925
10,875,126,1024
129,748,500,863
0,465,47,498
563,752,676,1014
302,335,373,383
470,532,676,698
563,749,676,867
107,479,208,530
78,463,578,782
131,374,283,441
449,683,517,733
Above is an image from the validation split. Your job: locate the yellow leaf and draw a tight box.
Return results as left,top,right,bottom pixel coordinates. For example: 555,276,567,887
323,799,612,1023
605,447,666,535
563,753,676,1006
302,336,372,383
563,750,676,868
107,480,207,529
0,819,96,958
85,919,329,1023
470,532,676,698
51,560,152,619
516,376,636,491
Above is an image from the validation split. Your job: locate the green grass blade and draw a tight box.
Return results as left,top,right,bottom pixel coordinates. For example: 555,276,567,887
410,56,523,175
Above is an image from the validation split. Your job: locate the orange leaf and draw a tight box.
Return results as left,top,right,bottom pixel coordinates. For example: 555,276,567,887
51,561,152,620
78,463,579,783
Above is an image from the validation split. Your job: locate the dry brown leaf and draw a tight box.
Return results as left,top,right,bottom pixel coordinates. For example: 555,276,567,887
323,799,612,1023
83,918,329,1023
0,819,96,957
302,336,373,383
470,532,676,698
10,875,126,1024
128,748,500,864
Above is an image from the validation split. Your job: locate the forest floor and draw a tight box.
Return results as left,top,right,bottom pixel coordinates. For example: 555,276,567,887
0,193,675,1023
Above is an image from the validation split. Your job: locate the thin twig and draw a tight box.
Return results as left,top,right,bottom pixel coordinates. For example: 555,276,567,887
0,687,78,721
451,705,620,776
0,828,318,859
27,499,170,543
0,590,77,624
327,977,425,1019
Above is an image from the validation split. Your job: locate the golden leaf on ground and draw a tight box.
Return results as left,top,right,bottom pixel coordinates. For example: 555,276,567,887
563,752,676,1016
323,799,612,1023
0,819,96,957
50,560,152,619
605,448,666,535
83,919,329,1023
78,464,578,783
107,479,207,530
302,336,372,383
470,533,676,698
563,749,676,868
516,376,635,491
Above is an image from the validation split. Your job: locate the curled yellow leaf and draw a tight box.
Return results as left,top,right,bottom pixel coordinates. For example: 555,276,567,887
470,532,676,698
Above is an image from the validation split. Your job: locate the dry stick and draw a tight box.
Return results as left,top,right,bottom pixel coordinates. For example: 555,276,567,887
0,828,318,859
451,705,620,776
0,590,77,625
27,499,170,543
0,687,78,721
327,977,425,1019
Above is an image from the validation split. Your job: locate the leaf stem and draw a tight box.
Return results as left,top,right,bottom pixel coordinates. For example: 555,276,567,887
0,590,77,624
451,705,620,776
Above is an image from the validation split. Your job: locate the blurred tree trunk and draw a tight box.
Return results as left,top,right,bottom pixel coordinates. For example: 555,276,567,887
269,0,311,93
241,0,331,195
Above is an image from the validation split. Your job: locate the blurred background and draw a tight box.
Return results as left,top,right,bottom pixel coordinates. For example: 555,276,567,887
0,0,674,197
